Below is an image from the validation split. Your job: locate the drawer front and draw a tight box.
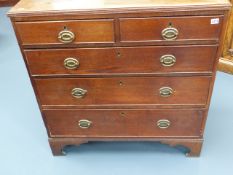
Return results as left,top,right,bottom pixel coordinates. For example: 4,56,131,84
120,16,223,42
25,45,217,76
44,109,204,137
15,19,114,45
35,76,211,106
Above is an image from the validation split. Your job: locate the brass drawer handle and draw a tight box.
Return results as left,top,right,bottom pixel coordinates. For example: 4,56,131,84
78,119,92,129
58,30,75,44
161,26,179,40
72,88,87,99
159,87,174,97
157,119,171,129
64,58,79,69
160,55,176,67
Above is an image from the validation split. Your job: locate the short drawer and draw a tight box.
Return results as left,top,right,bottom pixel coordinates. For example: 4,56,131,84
44,109,204,137
15,19,115,45
25,45,218,76
120,16,223,42
35,76,211,107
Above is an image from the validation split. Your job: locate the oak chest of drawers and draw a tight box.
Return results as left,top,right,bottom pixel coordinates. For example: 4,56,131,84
8,0,231,157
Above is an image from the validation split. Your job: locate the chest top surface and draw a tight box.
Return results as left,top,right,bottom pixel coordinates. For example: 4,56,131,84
9,0,231,15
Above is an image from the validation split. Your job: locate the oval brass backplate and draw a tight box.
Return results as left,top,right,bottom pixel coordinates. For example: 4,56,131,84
116,52,121,58
160,55,176,67
78,119,92,129
58,30,75,44
161,27,179,40
159,87,174,97
157,119,171,129
64,58,79,69
71,88,87,99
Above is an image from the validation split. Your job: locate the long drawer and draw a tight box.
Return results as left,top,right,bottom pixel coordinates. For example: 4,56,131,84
25,45,218,76
35,76,211,107
44,109,204,137
120,16,223,42
15,19,115,45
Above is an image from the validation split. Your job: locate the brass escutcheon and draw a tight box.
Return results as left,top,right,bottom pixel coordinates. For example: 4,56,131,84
120,112,126,117
116,52,121,58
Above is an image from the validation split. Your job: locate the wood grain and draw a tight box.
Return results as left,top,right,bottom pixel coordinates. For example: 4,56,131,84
24,45,218,76
8,0,230,15
34,76,211,107
120,16,223,42
44,109,204,138
14,19,115,46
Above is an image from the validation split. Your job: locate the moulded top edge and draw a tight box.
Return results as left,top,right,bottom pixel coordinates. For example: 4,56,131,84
8,0,231,17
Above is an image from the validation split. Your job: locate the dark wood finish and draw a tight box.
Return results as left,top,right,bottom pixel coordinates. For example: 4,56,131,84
49,137,203,156
44,109,204,137
35,76,211,107
120,16,223,42
0,0,19,7
14,16,225,47
161,138,203,157
8,0,231,157
25,45,218,76
14,19,115,46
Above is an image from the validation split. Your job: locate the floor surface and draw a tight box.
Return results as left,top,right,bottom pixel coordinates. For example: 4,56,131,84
1,7,233,175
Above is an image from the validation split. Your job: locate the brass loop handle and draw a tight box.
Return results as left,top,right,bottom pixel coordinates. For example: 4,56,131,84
64,58,79,70
161,26,179,40
157,119,171,129
78,119,92,129
159,87,174,97
72,88,87,99
160,55,176,67
58,30,75,44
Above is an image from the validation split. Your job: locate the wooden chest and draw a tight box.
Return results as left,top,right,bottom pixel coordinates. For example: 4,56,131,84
8,0,231,157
